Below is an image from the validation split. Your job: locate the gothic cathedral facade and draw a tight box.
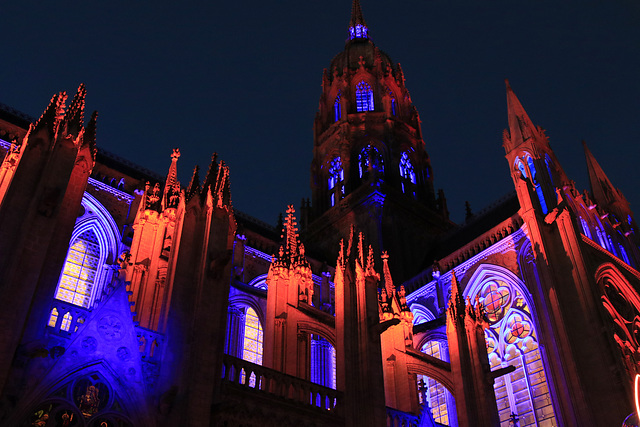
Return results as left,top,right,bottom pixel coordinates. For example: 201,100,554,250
1,2,639,426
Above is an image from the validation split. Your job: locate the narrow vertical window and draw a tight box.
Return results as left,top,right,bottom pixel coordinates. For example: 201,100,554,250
55,230,101,308
527,156,548,214
242,307,263,366
310,335,336,389
359,145,384,179
399,151,416,197
334,92,342,122
48,308,59,328
328,157,345,207
417,340,455,425
355,81,374,112
61,312,72,332
580,217,592,239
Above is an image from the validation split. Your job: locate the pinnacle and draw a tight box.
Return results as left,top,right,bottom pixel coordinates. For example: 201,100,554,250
350,0,366,28
348,0,368,40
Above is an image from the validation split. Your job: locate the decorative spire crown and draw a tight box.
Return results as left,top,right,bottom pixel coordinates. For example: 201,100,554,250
348,0,368,40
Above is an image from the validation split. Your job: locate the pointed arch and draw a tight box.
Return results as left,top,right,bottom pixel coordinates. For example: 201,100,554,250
464,263,558,426
53,193,121,309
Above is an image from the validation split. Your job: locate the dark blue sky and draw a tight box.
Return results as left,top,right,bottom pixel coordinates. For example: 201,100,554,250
2,1,639,224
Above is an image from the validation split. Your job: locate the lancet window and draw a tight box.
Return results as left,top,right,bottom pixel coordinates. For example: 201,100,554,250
399,151,416,196
328,156,345,207
466,268,558,427
225,304,264,366
527,156,548,215
55,229,101,308
358,145,384,179
417,340,455,426
355,81,374,112
580,217,592,239
310,335,336,389
334,91,342,122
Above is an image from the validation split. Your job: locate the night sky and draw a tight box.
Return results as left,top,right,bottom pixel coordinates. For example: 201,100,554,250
2,1,639,225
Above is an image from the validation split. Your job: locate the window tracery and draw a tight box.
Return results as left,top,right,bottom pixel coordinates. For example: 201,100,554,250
55,230,101,308
355,81,374,112
417,340,455,426
358,145,384,179
399,151,416,197
467,269,557,427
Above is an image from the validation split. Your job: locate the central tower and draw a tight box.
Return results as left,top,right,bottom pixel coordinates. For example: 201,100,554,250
305,0,454,281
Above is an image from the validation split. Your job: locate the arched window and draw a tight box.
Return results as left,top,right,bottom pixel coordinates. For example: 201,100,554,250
417,340,456,426
359,145,384,179
225,304,264,366
399,151,416,197
465,267,558,426
328,156,344,207
51,194,120,313
355,81,374,112
310,334,336,389
527,156,548,214
334,92,342,122
55,229,101,308
580,217,592,239
242,306,263,365
596,225,608,250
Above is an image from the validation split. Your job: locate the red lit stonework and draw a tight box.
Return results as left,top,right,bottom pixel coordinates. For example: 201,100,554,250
0,1,639,426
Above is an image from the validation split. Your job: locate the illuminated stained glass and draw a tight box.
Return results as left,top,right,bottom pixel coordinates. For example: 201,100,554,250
242,307,263,366
355,81,374,112
417,340,453,426
470,275,558,427
55,230,100,308
61,312,72,332
399,151,416,195
334,92,341,122
359,145,384,178
48,308,59,328
328,157,345,207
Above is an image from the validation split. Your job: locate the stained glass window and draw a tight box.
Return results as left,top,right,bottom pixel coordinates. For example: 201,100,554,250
355,81,374,112
55,230,101,308
328,157,345,207
310,335,336,389
48,308,59,328
399,152,416,195
242,307,263,366
580,217,591,239
417,340,454,426
349,24,368,40
468,274,558,427
334,92,342,122
61,312,72,332
359,145,384,178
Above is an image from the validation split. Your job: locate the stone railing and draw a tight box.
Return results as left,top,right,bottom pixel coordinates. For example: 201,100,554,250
386,407,419,427
221,354,342,412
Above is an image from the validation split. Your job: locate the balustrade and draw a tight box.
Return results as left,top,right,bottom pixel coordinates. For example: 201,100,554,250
221,354,342,413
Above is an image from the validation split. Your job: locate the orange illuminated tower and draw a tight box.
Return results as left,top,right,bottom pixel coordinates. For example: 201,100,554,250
305,0,454,283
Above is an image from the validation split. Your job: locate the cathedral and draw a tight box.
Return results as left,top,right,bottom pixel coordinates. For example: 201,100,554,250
1,1,639,426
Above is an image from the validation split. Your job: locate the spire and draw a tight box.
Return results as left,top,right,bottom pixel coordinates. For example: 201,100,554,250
186,165,201,201
504,80,539,151
583,141,628,211
348,0,368,40
63,84,86,139
381,251,394,297
162,148,181,210
274,205,309,269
